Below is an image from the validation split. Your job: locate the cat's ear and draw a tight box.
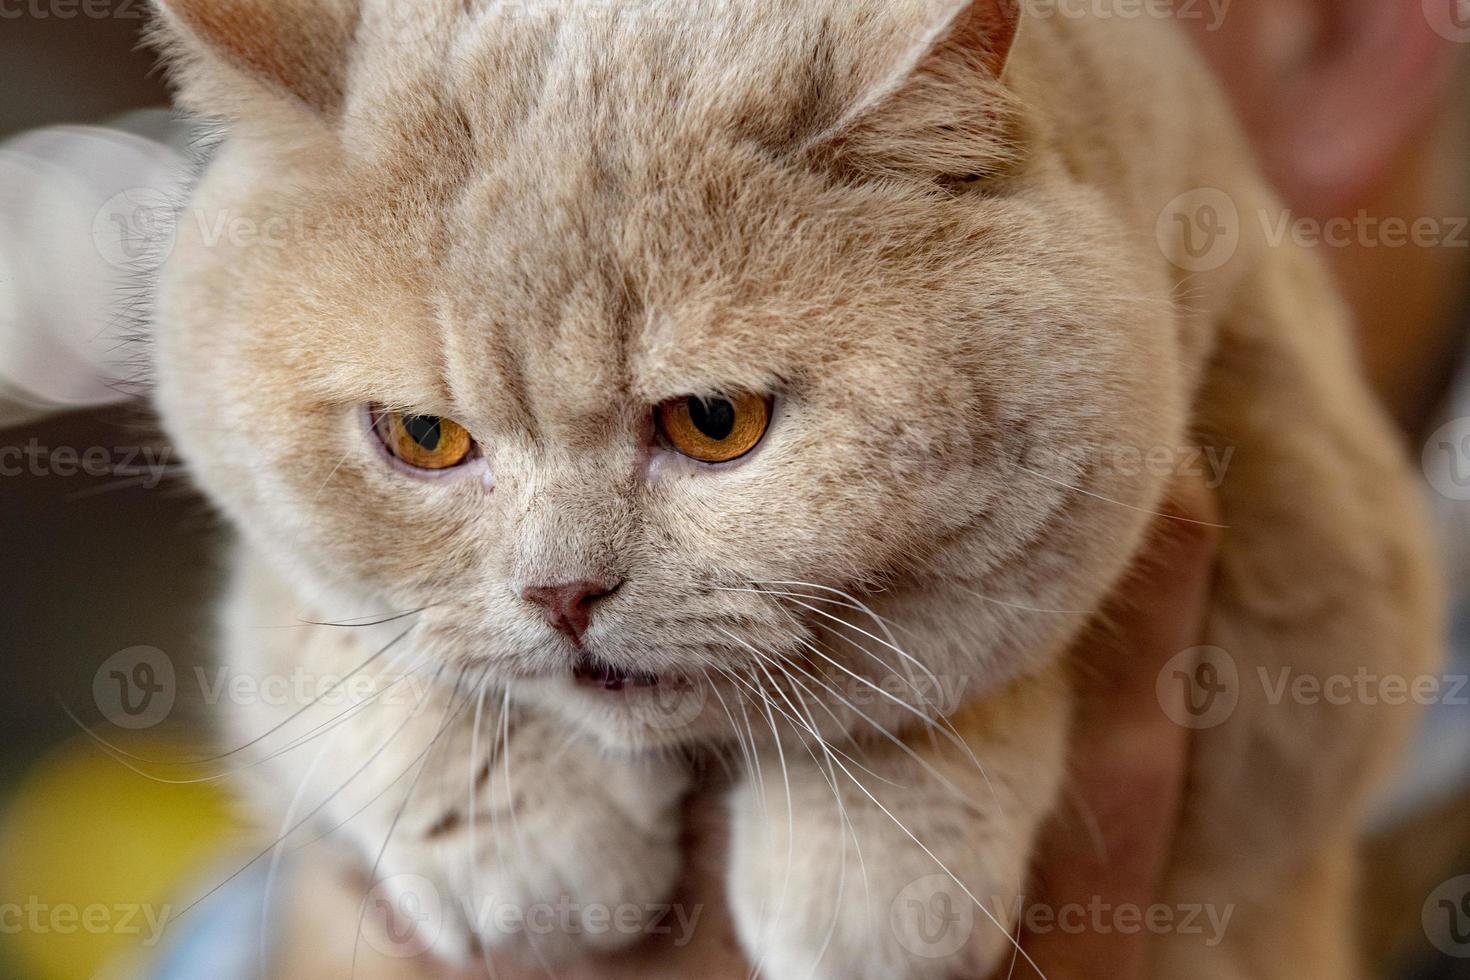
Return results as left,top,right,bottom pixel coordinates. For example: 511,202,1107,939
148,0,359,122
911,0,1023,80
807,0,1027,185
836,0,1022,125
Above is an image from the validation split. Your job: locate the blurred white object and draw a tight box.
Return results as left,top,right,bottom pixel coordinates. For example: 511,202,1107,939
0,110,192,428
1374,365,1470,826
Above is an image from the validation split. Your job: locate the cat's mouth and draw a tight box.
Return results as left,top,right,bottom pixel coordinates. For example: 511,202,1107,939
572,654,662,692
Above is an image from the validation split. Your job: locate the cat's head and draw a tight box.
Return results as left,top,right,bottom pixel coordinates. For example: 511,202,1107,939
150,0,1185,749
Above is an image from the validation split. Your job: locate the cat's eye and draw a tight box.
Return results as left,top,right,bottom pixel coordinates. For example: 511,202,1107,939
656,393,772,464
373,410,475,470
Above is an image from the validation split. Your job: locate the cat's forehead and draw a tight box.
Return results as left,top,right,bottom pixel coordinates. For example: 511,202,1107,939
430,154,826,430
303,0,1002,424
453,6,853,138
387,6,922,406
347,0,947,166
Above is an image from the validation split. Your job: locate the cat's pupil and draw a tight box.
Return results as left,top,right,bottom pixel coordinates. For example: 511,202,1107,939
403,415,443,450
688,398,736,441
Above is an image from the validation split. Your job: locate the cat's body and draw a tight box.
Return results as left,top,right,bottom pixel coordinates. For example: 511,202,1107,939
148,1,1439,977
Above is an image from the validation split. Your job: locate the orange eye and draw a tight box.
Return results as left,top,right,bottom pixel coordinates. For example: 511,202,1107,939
656,393,772,464
375,410,474,470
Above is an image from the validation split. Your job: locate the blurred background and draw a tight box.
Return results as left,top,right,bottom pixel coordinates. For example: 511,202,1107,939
2,1,1469,978
0,8,243,980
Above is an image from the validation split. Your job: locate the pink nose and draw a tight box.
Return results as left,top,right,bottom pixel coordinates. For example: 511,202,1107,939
521,580,619,643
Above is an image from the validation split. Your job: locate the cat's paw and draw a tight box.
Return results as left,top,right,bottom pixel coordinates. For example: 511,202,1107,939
462,748,688,964
727,692,1067,980
726,763,1020,980
371,712,691,968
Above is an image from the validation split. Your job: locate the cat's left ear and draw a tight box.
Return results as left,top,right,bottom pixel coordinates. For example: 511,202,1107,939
922,0,1023,79
847,0,1022,115
806,0,1027,183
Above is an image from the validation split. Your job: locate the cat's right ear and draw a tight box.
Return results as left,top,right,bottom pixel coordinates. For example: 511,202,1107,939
148,0,359,124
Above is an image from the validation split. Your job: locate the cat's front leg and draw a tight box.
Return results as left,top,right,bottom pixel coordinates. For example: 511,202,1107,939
460,716,692,967
727,671,1068,980
332,701,691,970
223,561,694,971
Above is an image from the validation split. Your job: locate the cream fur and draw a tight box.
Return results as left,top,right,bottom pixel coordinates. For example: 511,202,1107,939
147,1,1440,976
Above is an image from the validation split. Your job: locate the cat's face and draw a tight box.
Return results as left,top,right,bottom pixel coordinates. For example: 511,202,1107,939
153,0,1184,748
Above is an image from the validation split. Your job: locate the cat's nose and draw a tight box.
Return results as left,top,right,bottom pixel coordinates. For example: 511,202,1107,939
521,580,620,644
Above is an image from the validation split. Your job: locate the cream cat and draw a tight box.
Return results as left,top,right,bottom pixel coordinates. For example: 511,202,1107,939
146,0,1439,977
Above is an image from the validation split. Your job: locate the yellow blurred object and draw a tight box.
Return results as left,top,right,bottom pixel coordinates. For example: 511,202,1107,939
0,735,240,980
